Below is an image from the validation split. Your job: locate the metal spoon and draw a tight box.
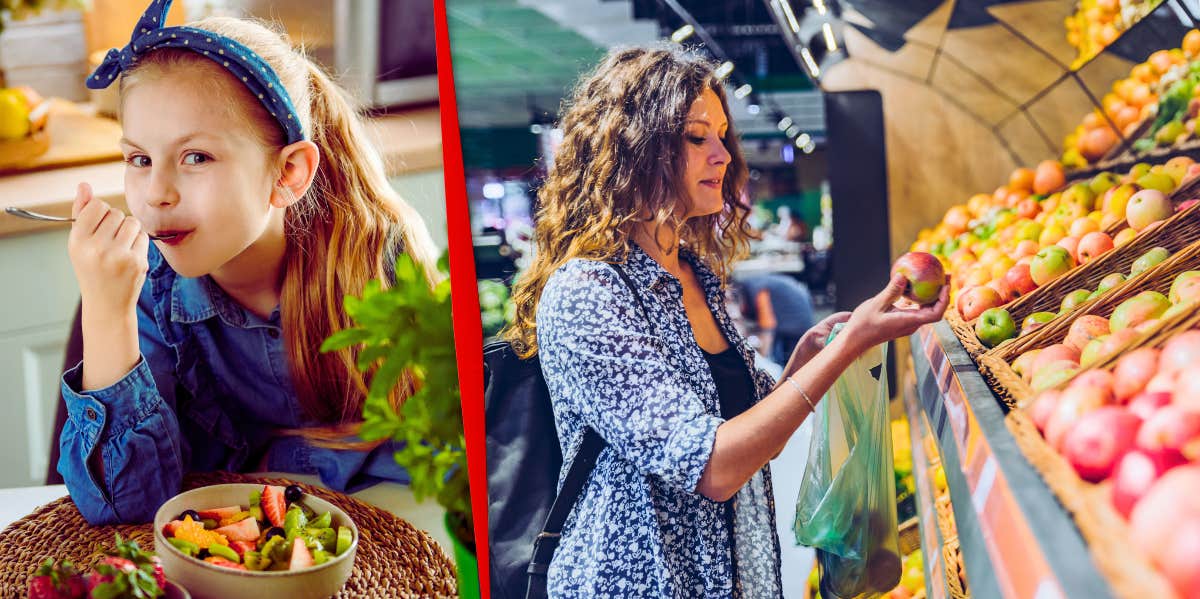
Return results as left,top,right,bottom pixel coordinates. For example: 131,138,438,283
6,206,170,240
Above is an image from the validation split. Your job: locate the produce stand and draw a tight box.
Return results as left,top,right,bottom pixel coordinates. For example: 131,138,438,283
904,322,1116,599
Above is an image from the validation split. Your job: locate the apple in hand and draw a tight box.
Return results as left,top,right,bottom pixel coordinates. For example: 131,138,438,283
957,285,1001,320
891,252,945,305
1030,246,1076,286
975,307,1017,348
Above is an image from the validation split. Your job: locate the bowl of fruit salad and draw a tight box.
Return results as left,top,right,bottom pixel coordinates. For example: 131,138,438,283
152,484,357,599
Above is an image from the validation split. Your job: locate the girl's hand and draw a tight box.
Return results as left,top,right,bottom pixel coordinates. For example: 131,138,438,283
842,273,949,355
67,182,150,316
781,311,852,378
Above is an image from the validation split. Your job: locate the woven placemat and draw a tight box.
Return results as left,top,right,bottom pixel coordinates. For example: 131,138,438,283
0,472,458,598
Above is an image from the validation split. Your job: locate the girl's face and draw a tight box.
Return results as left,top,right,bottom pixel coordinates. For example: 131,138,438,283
120,64,282,279
680,87,732,219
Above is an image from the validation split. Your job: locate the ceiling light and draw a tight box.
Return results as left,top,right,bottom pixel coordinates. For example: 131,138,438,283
671,24,695,43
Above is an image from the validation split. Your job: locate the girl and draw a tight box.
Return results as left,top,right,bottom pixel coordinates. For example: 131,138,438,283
58,0,439,525
503,45,947,598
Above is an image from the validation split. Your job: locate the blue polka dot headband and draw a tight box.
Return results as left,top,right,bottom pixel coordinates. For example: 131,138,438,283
86,0,306,145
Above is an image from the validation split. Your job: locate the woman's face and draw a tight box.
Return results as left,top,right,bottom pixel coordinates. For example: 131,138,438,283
680,87,732,219
120,63,282,279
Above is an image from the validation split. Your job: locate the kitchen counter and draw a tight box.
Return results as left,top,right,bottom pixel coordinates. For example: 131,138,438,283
0,105,443,238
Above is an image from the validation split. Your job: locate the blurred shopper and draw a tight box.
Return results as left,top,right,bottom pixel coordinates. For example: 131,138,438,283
502,44,947,598
738,273,816,366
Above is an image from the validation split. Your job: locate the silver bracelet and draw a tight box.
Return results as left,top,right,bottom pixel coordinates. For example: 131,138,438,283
785,376,818,412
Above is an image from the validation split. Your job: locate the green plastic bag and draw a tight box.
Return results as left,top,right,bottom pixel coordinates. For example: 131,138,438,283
794,324,901,598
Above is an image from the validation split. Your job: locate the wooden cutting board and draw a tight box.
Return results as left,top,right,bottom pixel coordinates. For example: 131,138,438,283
0,99,122,175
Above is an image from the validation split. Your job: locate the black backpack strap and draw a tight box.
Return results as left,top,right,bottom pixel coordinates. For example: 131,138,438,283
524,261,650,598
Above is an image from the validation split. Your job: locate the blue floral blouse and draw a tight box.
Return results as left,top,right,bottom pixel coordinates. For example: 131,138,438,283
537,243,783,598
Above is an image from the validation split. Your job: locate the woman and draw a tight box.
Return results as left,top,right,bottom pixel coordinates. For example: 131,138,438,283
504,45,948,598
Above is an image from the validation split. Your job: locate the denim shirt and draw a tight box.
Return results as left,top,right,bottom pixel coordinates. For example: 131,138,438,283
537,244,783,599
58,244,408,525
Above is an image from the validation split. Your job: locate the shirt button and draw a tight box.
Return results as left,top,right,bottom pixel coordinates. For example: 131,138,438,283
85,408,97,421
268,329,280,339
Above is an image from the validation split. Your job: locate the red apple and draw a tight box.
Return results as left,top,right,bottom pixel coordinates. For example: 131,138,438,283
1147,370,1179,393
1063,406,1141,482
1076,231,1114,264
1111,450,1175,518
1158,519,1200,598
1127,388,1170,418
1094,329,1141,367
1068,368,1116,403
1035,343,1081,371
1012,349,1041,382
1160,330,1200,375
1012,239,1040,259
1004,263,1037,295
1131,466,1200,565
957,285,1001,320
1136,405,1200,466
1172,367,1200,412
1056,236,1081,264
1045,384,1110,450
1029,390,1060,432
986,278,1019,304
1065,315,1110,352
891,252,945,305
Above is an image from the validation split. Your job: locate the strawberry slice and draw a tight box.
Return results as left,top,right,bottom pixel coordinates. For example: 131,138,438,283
261,485,287,528
197,506,242,520
214,516,261,542
205,557,248,570
289,538,313,570
162,519,187,537
229,541,256,558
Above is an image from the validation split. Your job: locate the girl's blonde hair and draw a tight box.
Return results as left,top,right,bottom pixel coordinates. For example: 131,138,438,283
504,45,752,358
122,17,440,447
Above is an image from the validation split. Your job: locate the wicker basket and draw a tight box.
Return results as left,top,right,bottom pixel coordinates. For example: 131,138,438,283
1005,411,1177,599
946,184,1200,358
981,238,1200,404
0,472,458,598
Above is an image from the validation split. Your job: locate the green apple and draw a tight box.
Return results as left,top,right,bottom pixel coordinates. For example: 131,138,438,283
1110,290,1171,331
1080,336,1108,367
1136,172,1177,194
1130,247,1171,276
1129,162,1153,180
975,307,1017,348
1061,288,1093,313
1169,271,1200,304
1097,272,1126,294
1065,183,1097,211
1021,311,1057,336
1089,171,1120,196
1030,245,1076,286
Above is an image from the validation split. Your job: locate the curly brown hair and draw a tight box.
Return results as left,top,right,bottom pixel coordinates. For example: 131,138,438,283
504,44,753,357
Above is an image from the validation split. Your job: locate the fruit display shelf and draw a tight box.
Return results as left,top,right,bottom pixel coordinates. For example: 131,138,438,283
906,321,1115,599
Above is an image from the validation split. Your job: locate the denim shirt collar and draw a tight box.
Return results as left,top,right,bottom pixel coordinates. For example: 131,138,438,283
169,266,281,330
